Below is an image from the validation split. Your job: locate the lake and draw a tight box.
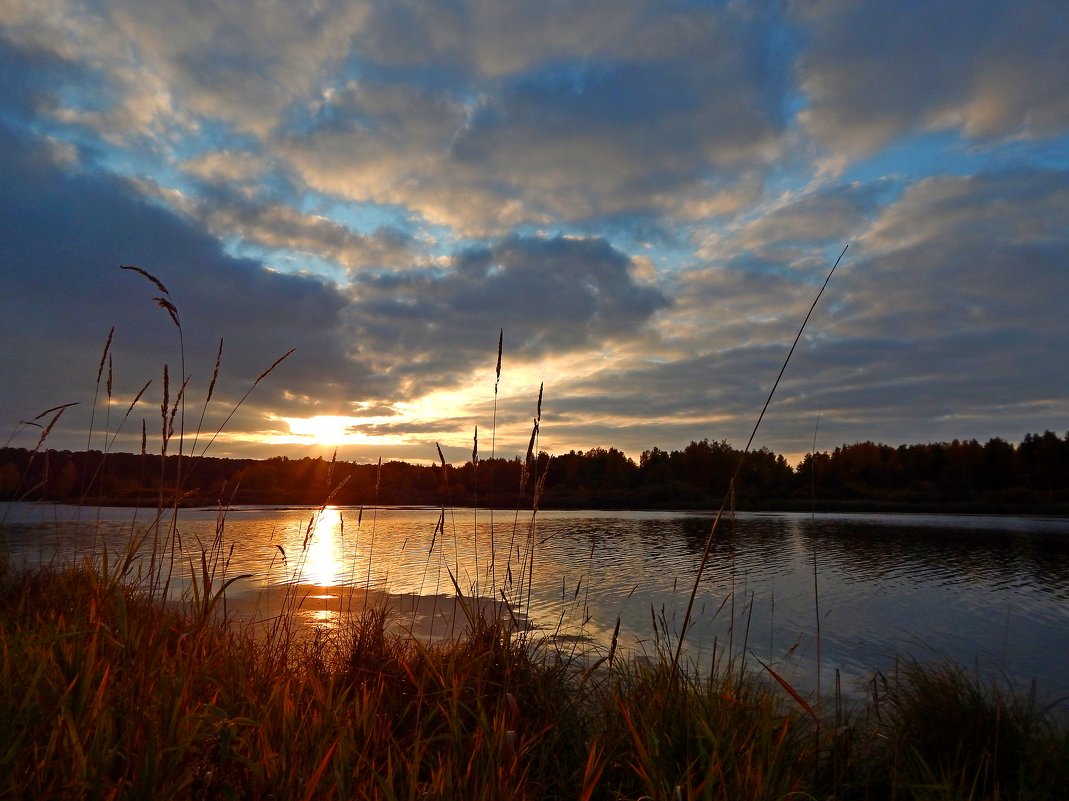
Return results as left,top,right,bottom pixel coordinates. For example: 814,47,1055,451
3,502,1068,705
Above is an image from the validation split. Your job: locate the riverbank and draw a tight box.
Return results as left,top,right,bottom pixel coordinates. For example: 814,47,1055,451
8,495,1069,517
2,559,1067,800
7,430,1069,516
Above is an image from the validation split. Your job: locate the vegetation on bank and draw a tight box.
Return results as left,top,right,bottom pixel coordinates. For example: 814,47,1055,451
4,429,1069,511
2,558,1067,801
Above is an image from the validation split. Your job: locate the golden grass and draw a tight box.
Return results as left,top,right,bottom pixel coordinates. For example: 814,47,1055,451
6,557,1064,800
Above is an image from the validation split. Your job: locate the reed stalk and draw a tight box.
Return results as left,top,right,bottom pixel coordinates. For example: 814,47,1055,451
672,244,848,677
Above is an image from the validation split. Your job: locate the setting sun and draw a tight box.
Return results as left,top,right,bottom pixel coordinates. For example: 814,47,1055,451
261,411,414,451
284,415,356,446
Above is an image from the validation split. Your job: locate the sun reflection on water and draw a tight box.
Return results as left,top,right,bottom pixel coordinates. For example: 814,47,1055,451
301,507,345,587
289,507,349,631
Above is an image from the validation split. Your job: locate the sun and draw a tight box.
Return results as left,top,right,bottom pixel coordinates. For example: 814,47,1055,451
264,413,408,449
285,415,357,446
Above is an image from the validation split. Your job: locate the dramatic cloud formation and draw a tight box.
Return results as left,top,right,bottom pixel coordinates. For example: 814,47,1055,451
1,0,1067,466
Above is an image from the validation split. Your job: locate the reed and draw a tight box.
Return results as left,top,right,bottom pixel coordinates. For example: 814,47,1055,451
865,662,1069,800
15,557,1062,800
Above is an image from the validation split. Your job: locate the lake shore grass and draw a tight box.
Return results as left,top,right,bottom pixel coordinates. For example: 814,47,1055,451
3,557,1067,800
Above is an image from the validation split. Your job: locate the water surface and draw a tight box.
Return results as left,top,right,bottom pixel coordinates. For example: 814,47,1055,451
3,503,1067,704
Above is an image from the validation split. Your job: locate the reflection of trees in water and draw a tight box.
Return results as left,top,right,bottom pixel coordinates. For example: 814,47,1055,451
685,513,787,544
795,520,1069,602
670,515,798,578
639,512,1069,606
3,520,138,563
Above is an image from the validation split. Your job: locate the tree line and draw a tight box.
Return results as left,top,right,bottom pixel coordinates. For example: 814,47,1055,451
2,430,1069,512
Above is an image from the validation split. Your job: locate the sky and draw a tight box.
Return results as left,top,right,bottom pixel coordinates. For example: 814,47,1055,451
1,0,1068,468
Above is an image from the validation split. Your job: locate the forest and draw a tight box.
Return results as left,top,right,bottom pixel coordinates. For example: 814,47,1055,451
3,430,1069,512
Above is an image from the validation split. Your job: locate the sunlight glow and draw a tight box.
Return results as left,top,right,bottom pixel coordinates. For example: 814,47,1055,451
254,355,635,456
266,414,406,447
287,415,358,444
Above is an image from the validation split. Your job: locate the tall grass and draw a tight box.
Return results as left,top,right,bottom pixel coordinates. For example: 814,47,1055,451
6,555,1064,799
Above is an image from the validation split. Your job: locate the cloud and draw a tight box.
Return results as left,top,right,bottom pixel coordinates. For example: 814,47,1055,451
839,168,1069,335
343,234,671,384
773,167,1069,448
276,80,480,226
794,0,1069,158
182,150,273,185
0,120,673,459
280,1,792,234
539,166,1069,458
0,122,358,446
200,195,419,274
861,169,1069,255
4,1,785,237
356,0,648,79
731,182,884,254
133,153,423,276
1,0,372,140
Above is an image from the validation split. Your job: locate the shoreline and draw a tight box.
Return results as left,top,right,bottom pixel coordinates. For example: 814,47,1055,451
6,497,1069,517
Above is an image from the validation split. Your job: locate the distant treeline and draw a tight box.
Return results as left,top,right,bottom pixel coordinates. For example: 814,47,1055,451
3,430,1069,512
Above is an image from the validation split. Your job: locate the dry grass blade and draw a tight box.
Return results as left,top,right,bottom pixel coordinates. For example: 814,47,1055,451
255,347,296,384
153,296,181,329
429,508,444,553
32,407,69,449
195,348,296,457
495,328,503,390
96,326,114,383
184,338,225,464
95,379,151,464
532,470,548,513
673,244,848,675
300,740,338,801
752,654,817,719
579,741,608,801
33,402,79,420
168,379,188,441
161,365,169,428
206,338,222,403
119,263,170,295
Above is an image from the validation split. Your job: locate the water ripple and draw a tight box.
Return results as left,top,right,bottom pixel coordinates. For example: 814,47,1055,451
4,503,1068,703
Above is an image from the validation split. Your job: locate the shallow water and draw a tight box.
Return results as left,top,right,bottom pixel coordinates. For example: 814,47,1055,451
3,502,1068,704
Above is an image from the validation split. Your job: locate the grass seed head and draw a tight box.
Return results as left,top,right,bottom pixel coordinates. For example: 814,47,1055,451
120,263,170,296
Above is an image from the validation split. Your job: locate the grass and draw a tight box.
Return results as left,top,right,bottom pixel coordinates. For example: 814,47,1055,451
2,556,1067,800
861,662,1069,800
3,263,1069,798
